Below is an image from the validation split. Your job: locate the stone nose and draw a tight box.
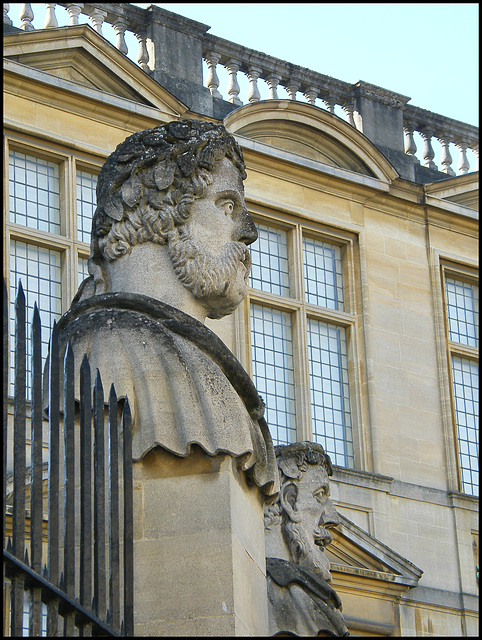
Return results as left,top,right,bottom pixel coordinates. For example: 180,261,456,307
235,209,258,246
320,499,341,528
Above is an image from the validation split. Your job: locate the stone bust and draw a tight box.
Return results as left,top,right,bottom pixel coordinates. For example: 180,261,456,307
43,120,278,497
264,442,349,636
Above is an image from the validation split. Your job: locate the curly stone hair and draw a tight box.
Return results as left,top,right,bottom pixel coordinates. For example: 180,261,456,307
90,119,247,264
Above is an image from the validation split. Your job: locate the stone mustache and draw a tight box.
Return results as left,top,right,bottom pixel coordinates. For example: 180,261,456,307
43,119,278,497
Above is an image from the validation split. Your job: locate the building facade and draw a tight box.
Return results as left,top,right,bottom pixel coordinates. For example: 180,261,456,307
3,3,478,636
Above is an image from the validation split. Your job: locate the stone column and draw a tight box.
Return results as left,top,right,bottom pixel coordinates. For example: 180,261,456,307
145,5,214,113
132,447,270,636
353,81,410,153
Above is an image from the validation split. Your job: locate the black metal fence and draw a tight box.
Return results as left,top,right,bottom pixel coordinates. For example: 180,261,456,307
3,279,134,636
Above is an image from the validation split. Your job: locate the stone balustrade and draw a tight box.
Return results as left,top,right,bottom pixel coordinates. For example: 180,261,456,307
402,105,478,176
5,2,151,71
4,2,478,177
202,34,357,123
200,35,478,177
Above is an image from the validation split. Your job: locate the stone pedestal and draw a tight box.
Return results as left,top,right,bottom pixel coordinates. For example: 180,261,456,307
132,445,269,636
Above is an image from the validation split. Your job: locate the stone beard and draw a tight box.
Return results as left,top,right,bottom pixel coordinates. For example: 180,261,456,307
43,120,279,498
167,227,252,319
283,519,333,584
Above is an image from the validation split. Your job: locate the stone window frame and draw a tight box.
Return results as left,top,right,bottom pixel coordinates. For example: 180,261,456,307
440,260,479,496
3,132,102,398
243,204,364,469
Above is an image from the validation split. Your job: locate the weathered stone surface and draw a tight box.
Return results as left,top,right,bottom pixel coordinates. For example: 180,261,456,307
44,119,278,498
40,119,279,635
264,442,349,636
132,448,269,635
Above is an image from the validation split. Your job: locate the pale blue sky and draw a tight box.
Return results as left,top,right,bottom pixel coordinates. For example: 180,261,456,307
7,3,478,126
135,3,478,126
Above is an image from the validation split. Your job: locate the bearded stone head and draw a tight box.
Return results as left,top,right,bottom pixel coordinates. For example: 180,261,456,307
265,441,341,583
80,119,258,319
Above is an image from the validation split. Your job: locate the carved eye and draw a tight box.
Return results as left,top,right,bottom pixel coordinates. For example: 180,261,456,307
219,199,235,217
314,487,327,502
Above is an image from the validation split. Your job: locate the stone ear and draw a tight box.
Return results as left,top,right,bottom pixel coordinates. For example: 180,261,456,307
280,482,301,523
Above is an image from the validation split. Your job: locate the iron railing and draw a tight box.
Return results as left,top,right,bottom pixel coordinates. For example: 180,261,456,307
3,278,134,636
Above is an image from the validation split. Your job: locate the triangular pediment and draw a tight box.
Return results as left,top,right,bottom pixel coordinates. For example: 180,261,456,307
3,24,187,116
326,514,423,586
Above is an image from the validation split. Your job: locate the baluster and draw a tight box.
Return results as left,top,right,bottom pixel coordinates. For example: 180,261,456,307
89,7,106,35
225,59,243,105
247,65,262,103
135,30,150,72
420,127,437,170
471,143,478,171
29,303,43,636
439,135,456,176
303,85,318,106
205,51,222,99
4,3,13,25
285,78,300,100
456,140,470,174
66,2,83,25
403,122,419,160
322,94,336,113
44,3,58,28
342,100,355,126
266,73,281,100
113,17,128,55
20,3,34,30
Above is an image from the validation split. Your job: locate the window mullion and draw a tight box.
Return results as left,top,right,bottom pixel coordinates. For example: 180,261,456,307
295,305,312,442
292,224,312,441
3,136,10,279
62,157,76,309
446,347,464,493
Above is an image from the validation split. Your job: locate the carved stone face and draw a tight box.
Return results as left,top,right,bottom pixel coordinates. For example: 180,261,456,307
284,462,340,583
167,157,258,319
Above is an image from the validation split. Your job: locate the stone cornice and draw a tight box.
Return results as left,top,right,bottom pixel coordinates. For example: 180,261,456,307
354,80,411,107
3,26,187,112
404,104,478,144
146,4,210,38
333,467,480,508
3,59,181,124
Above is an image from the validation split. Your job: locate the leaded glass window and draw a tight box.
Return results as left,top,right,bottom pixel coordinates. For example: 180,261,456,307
452,357,478,496
443,270,479,496
9,150,61,234
76,169,97,243
445,278,478,347
303,237,344,310
248,220,356,465
78,257,90,287
250,304,297,445
249,224,290,296
308,319,353,466
9,240,62,397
